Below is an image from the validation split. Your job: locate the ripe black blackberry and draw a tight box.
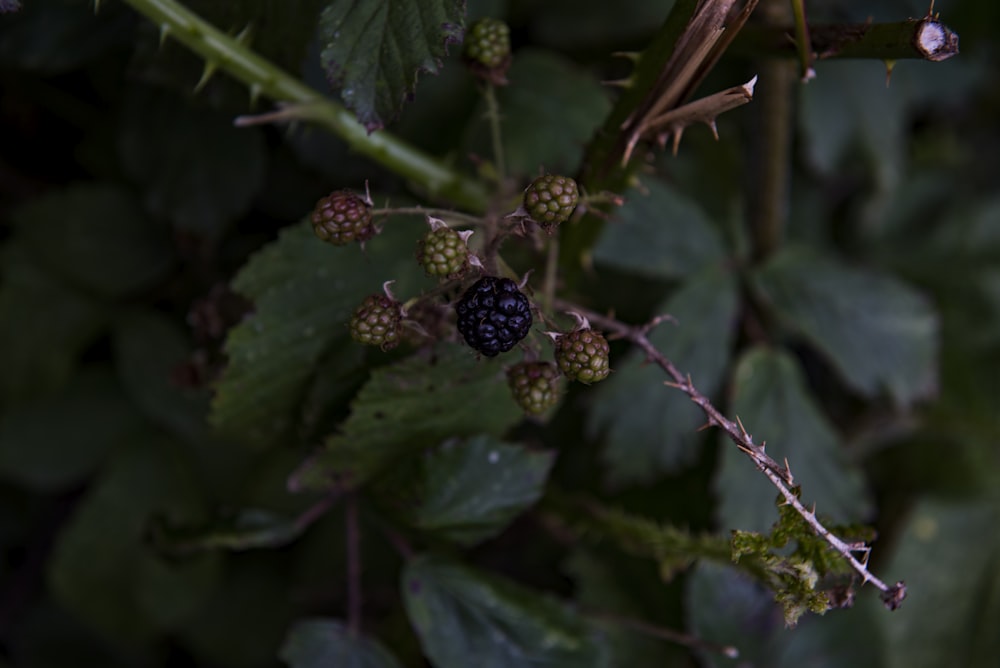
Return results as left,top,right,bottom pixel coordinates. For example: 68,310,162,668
455,277,532,357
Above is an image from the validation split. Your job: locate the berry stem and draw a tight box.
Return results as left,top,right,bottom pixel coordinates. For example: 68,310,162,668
542,233,559,314
483,83,506,181
371,207,486,227
119,0,490,212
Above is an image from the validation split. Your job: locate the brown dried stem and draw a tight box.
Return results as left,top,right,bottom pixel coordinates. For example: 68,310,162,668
552,298,907,610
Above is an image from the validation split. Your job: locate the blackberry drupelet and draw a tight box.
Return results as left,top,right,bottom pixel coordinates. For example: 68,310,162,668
456,277,532,357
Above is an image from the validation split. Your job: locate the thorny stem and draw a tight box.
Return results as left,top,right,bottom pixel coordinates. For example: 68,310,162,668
552,298,906,609
483,83,506,182
588,612,739,659
346,494,362,637
118,0,489,212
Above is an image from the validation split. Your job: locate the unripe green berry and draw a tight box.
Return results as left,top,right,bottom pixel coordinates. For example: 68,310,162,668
524,175,579,229
555,329,610,384
507,361,561,415
311,190,375,246
350,294,402,350
463,18,511,70
417,227,470,278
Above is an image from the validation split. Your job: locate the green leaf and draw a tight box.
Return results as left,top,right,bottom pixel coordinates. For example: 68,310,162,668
279,618,404,668
290,344,523,492
588,265,738,486
118,87,267,238
391,435,554,545
715,347,872,533
884,499,1000,668
403,555,610,668
150,508,308,553
318,0,464,132
465,49,612,176
592,181,725,280
48,434,213,644
210,218,428,448
0,244,105,403
752,247,938,407
113,310,210,443
11,183,174,298
0,368,145,491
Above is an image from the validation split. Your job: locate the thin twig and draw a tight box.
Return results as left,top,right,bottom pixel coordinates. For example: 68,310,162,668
589,611,739,659
552,298,906,608
371,206,486,227
346,494,362,637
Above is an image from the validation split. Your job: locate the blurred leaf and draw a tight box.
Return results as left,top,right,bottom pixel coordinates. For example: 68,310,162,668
589,265,738,486
403,554,611,668
883,498,1000,668
11,183,174,298
752,247,938,407
715,347,872,533
118,87,267,238
113,310,210,443
530,0,671,50
135,550,223,631
150,508,308,553
392,435,554,545
210,218,427,448
465,49,612,176
0,368,144,491
0,0,133,72
318,0,464,132
0,244,105,403
279,618,404,668
592,180,725,280
48,434,212,644
290,344,523,492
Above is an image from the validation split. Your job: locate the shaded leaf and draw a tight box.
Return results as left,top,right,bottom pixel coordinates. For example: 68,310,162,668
48,434,213,644
290,344,522,492
403,554,610,668
210,218,427,448
280,618,404,668
715,347,872,533
752,247,938,407
318,0,464,132
11,183,174,298
0,244,105,403
0,368,144,491
592,180,725,280
884,499,1000,668
150,508,307,553
118,87,267,238
392,435,554,545
465,49,612,176
589,265,738,486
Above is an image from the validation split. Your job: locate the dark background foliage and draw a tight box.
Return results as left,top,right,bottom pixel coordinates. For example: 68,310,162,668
1,0,999,667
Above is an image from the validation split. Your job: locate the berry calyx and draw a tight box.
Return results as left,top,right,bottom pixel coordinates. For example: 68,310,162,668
462,18,511,84
455,276,532,357
417,226,471,278
555,328,610,384
349,294,402,350
507,361,561,415
523,175,579,229
311,190,375,246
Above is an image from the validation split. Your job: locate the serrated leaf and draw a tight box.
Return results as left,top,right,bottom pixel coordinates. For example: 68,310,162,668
118,87,267,238
752,247,938,407
464,49,611,175
588,265,738,486
0,244,105,403
210,218,427,448
884,499,1000,668
48,434,212,644
318,0,464,132
0,368,145,491
396,435,554,545
403,555,610,668
290,344,522,492
11,183,174,298
592,181,725,280
113,310,210,443
715,347,872,533
279,618,404,668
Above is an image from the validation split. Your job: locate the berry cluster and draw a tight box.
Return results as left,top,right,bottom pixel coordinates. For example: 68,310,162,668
455,276,533,357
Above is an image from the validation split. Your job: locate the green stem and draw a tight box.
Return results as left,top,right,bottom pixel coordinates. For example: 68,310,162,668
120,0,489,212
483,83,506,182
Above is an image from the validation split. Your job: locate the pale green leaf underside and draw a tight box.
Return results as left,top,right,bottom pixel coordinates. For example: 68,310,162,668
279,618,404,668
